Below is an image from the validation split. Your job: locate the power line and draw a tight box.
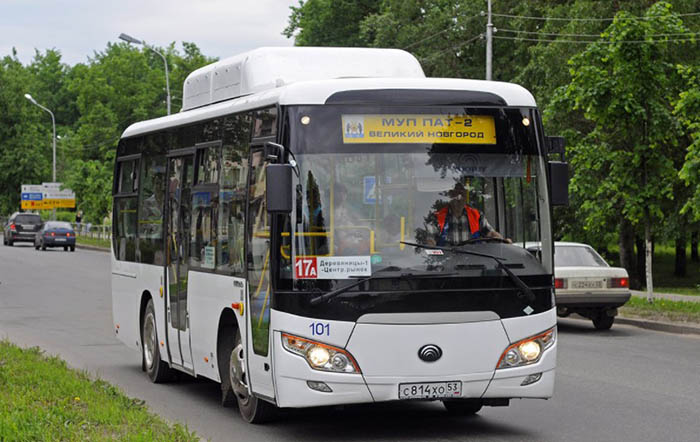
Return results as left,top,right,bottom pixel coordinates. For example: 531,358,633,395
493,35,697,44
492,11,700,22
419,34,483,63
403,13,484,50
498,28,700,38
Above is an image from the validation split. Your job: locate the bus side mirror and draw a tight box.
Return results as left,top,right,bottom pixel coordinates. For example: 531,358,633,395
266,164,293,214
548,161,569,206
545,136,566,157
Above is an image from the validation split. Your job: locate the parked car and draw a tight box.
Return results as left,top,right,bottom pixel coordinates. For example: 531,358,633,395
528,242,630,330
3,212,43,246
35,221,76,252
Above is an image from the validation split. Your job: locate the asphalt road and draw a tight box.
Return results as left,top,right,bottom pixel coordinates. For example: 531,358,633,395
1,241,699,442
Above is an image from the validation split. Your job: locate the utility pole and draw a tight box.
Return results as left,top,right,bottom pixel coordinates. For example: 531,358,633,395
486,0,493,81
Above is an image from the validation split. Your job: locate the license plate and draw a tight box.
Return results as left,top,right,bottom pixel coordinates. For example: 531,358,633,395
571,279,603,289
55,238,66,242
398,381,462,399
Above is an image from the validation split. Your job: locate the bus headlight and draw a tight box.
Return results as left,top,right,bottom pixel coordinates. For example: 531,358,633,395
497,327,556,369
281,333,361,374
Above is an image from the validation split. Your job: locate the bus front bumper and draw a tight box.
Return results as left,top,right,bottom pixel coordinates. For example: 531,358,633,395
272,331,556,408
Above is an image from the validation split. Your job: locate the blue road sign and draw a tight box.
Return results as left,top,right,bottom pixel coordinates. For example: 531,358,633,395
21,192,43,201
363,176,376,204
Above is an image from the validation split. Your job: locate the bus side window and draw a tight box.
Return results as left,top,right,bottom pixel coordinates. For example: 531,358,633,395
190,144,221,270
114,197,137,262
217,114,251,276
114,156,140,262
252,108,277,138
138,135,167,265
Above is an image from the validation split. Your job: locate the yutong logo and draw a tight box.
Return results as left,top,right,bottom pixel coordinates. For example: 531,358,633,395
418,344,443,362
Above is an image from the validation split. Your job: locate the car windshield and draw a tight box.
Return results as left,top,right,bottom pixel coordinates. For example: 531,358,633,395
16,214,41,224
46,222,73,230
555,245,608,267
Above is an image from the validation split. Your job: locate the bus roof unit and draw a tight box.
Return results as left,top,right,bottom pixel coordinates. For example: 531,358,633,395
181,47,425,111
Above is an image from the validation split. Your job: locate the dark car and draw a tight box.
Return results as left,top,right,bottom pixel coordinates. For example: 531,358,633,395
35,221,76,252
3,212,43,246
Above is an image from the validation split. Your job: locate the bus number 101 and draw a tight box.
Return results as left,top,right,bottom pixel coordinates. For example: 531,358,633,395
309,322,330,336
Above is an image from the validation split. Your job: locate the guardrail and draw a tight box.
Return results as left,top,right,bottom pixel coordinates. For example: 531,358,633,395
71,223,112,241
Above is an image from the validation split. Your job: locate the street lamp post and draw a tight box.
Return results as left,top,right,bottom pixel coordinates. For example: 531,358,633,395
24,93,57,219
119,33,171,115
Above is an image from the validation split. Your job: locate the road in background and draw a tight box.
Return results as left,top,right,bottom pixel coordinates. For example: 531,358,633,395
1,240,699,442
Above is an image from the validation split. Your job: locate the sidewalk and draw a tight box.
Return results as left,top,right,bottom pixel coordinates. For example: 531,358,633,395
630,290,700,303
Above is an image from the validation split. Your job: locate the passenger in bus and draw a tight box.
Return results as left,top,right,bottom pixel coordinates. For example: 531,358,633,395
424,181,510,246
333,183,368,255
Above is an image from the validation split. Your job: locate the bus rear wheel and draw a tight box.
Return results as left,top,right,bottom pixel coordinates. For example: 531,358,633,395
222,329,274,423
142,299,173,383
442,399,483,416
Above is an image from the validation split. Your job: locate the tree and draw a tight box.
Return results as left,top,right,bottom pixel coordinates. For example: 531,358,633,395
556,2,691,301
283,0,380,47
0,54,51,214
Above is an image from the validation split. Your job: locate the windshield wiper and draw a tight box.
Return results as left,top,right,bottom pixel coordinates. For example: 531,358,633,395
308,269,456,306
458,237,511,245
400,241,536,304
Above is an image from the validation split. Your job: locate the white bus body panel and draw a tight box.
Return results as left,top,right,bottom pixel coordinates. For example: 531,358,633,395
182,47,425,111
111,257,164,358
269,308,557,408
346,319,507,401
122,78,537,141
187,271,246,381
270,310,371,407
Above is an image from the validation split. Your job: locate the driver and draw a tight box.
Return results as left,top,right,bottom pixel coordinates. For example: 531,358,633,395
426,181,510,246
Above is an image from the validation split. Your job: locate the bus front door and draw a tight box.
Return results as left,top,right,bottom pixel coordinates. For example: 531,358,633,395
165,154,195,371
245,149,275,400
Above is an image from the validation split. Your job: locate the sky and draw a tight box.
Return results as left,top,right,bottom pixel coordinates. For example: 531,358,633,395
1,0,299,66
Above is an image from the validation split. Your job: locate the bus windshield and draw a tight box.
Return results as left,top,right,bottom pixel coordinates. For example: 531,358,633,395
281,105,550,285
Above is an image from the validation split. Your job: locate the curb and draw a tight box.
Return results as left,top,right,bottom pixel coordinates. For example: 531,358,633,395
76,244,110,253
616,316,700,336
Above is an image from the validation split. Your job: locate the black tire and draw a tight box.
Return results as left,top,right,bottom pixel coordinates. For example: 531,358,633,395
443,399,483,416
8,239,13,246
64,246,68,251
70,245,75,252
220,328,275,423
142,299,173,383
218,326,237,408
593,312,615,330
41,242,46,251
35,243,40,250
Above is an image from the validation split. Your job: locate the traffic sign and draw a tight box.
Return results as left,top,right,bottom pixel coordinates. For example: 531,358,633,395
20,183,76,210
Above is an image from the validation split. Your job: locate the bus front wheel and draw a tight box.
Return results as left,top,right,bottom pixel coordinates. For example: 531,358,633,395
221,328,274,423
142,299,173,383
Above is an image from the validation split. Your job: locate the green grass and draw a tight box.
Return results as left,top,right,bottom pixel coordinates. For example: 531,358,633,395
0,340,197,441
620,296,700,323
76,236,111,249
648,244,700,296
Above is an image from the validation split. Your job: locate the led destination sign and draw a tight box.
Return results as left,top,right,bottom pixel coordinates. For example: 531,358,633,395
342,114,496,145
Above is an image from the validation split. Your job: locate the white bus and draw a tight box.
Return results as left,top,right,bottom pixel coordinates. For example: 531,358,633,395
112,47,568,423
